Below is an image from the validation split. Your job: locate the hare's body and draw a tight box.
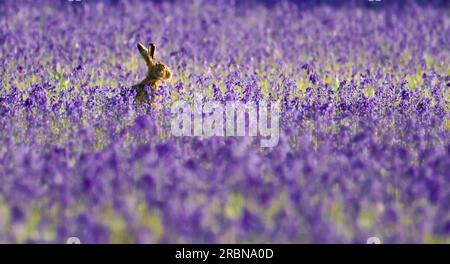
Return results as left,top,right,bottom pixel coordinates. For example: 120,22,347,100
133,43,172,104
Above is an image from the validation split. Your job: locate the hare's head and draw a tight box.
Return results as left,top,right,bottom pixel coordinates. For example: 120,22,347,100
137,43,172,82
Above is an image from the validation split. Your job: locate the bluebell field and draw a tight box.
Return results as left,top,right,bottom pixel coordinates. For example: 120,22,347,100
0,0,449,243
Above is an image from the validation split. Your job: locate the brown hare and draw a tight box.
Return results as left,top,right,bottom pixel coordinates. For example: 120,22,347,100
133,43,172,107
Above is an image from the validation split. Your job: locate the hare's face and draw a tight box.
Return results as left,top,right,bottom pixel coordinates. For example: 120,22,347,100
150,62,172,81
137,42,172,82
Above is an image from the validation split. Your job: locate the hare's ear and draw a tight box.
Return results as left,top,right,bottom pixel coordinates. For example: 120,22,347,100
137,43,150,63
148,43,156,60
